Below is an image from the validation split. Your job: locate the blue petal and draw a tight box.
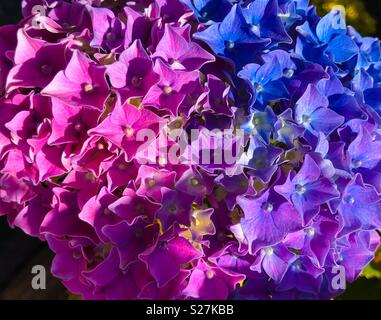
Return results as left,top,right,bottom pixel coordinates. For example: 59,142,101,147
327,34,358,63
316,9,346,43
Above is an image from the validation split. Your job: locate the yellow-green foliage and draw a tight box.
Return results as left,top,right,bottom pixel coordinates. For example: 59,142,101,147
312,0,377,35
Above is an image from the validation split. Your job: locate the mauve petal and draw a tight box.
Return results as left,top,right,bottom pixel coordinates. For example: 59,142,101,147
13,190,52,237
13,29,44,65
51,251,84,282
84,248,120,287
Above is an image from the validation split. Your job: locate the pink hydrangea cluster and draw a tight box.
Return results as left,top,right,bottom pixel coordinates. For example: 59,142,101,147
0,0,243,299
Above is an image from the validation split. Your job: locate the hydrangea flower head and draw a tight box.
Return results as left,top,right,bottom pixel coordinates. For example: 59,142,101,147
1,0,381,301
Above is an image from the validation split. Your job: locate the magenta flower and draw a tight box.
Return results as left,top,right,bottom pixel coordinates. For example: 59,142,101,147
139,228,202,287
123,6,151,48
108,188,160,225
107,40,159,99
89,99,164,160
47,235,89,295
275,155,340,225
40,188,98,243
13,187,53,237
135,165,176,201
237,187,302,254
71,136,116,176
7,30,66,92
48,1,91,33
202,74,233,116
78,187,119,243
175,166,215,198
42,49,110,109
106,156,138,192
89,7,125,52
139,270,190,300
102,218,159,269
142,59,200,115
83,248,151,300
48,98,100,146
183,259,245,300
156,187,195,231
152,24,214,71
250,243,294,283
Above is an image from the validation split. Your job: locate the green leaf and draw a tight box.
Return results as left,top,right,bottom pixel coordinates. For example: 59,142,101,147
362,263,381,280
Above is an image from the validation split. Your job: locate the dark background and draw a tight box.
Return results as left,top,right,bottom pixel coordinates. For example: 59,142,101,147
1,0,381,300
1,0,381,36
0,0,73,300
0,1,22,26
365,1,381,30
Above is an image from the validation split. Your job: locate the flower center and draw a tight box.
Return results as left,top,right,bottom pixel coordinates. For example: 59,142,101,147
72,251,82,260
305,227,315,237
103,208,112,216
345,195,355,205
352,159,362,168
255,83,264,93
252,115,263,126
190,178,200,187
85,172,95,181
124,126,134,138
106,32,116,41
262,202,274,213
169,58,181,67
250,24,260,36
284,68,294,78
163,85,173,95
302,114,312,125
147,178,156,188
295,184,306,195
264,247,274,255
135,203,146,214
84,83,94,93
225,40,235,50
159,241,168,249
118,163,127,170
205,269,215,279
158,157,167,166
278,12,291,19
292,261,302,271
172,120,183,129
254,157,267,169
41,64,52,75
74,123,82,132
97,142,107,150
168,204,178,214
131,76,143,88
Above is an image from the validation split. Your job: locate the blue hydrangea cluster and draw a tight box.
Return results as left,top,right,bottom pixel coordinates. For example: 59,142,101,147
182,0,381,299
